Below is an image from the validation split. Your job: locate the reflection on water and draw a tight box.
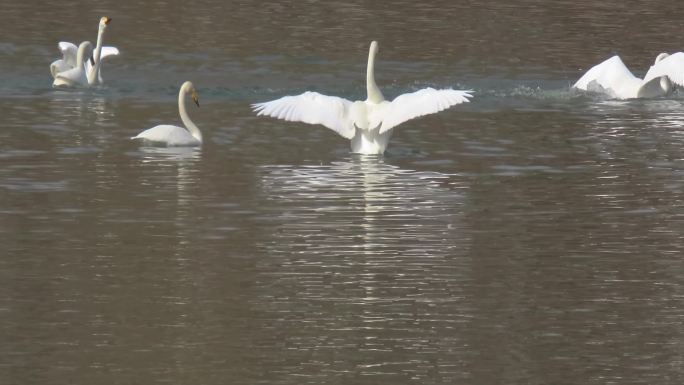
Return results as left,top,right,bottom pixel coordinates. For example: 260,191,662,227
260,157,468,259
128,146,203,240
136,145,202,163
254,157,474,383
47,90,112,121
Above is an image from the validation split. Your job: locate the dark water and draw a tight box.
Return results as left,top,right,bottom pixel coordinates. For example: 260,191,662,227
1,1,684,384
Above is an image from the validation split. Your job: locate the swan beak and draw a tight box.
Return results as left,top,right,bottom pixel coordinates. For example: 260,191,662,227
104,17,112,25
192,91,199,107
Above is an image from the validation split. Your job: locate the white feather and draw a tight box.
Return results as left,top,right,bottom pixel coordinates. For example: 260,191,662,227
252,91,355,139
573,56,628,89
85,46,120,83
374,88,473,134
58,42,78,59
50,42,78,78
641,52,684,88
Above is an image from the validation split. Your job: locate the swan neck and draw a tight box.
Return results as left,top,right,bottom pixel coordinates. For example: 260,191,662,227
179,88,202,143
88,29,105,85
94,28,104,62
366,46,384,103
661,77,673,94
76,42,91,70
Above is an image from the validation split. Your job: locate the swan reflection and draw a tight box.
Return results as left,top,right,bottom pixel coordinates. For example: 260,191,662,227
137,145,202,163
260,156,468,259
255,157,473,374
131,145,202,245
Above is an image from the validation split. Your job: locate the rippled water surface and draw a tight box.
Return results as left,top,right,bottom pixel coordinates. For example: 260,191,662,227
1,1,684,384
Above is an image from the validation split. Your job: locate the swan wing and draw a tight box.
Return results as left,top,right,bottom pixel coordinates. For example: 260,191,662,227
252,91,355,139
51,42,78,77
372,88,472,134
572,55,639,93
99,46,120,60
641,52,684,88
84,46,119,81
58,42,78,67
50,59,71,78
132,125,199,146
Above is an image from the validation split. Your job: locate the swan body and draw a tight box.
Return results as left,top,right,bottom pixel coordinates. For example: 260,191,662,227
131,81,202,147
573,53,684,99
52,41,92,87
50,16,118,86
252,41,472,155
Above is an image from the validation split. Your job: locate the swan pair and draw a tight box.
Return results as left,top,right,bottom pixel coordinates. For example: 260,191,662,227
573,52,684,99
51,16,119,87
133,41,473,154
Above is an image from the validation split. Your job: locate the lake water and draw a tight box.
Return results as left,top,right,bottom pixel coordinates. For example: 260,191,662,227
1,1,683,384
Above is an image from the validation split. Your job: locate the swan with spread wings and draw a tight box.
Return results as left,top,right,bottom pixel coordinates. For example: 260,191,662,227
252,41,473,155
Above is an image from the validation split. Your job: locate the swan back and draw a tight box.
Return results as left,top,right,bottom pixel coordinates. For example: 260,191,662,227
573,55,643,98
131,125,200,146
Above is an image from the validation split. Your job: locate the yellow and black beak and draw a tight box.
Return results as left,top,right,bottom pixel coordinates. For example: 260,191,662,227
104,16,112,25
192,90,200,107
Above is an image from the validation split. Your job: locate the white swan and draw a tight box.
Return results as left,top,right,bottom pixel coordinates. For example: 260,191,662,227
52,41,92,87
131,81,202,147
50,16,118,86
573,53,684,99
252,41,473,155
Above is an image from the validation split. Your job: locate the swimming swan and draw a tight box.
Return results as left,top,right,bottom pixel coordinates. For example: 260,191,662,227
131,81,202,147
52,41,92,87
573,53,684,99
252,41,473,154
50,16,118,86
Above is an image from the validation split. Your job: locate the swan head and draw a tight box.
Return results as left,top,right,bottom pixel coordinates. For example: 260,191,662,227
192,90,199,107
99,16,112,30
182,81,200,107
655,53,670,63
369,41,379,56
653,53,673,93
76,41,93,63
78,41,93,51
